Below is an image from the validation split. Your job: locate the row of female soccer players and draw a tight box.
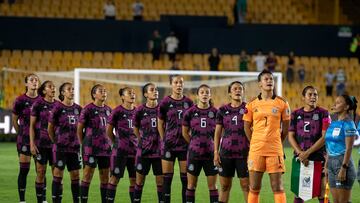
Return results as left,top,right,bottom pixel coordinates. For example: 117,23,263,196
13,70,359,203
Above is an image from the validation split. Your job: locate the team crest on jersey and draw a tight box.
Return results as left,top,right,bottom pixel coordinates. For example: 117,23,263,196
43,105,48,109
297,115,302,120
25,102,29,106
169,104,174,108
137,163,143,170
106,110,111,116
143,112,148,116
57,160,63,167
36,154,42,161
89,156,95,164
165,151,171,158
218,167,223,173
194,113,199,117
208,111,214,118
188,164,194,171
21,145,27,152
94,111,98,115
114,167,120,174
272,108,278,114
225,111,229,115
123,114,127,118
239,109,245,114
254,108,258,113
184,102,189,109
312,114,319,120
74,109,79,115
62,110,66,113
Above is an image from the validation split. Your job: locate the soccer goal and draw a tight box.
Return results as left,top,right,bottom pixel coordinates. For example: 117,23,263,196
73,68,283,108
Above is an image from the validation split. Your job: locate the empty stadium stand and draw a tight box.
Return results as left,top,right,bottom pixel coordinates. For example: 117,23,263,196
1,49,359,112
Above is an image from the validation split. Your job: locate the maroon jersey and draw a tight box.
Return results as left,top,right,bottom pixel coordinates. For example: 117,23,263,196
12,94,40,151
108,105,137,157
134,104,161,158
289,107,330,161
30,98,57,148
183,105,217,160
158,96,193,152
49,102,82,153
216,103,249,159
79,103,112,156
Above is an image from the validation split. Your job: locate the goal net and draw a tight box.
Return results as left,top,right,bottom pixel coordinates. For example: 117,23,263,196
73,68,283,108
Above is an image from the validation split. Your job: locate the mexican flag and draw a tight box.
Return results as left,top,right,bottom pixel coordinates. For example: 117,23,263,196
291,158,322,201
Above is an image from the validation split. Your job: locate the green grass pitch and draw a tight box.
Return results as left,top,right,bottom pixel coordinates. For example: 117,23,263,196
0,142,359,202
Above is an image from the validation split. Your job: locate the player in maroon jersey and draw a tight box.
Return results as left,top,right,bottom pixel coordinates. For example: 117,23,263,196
158,75,193,203
48,82,82,203
78,84,112,203
30,80,57,203
182,84,218,203
288,86,331,203
106,87,137,203
214,81,249,203
12,73,40,203
133,83,163,203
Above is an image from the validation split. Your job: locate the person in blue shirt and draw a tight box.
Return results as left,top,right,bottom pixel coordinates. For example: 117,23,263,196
325,94,358,203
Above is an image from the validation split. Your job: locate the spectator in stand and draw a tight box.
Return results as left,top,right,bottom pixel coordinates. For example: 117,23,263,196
239,50,250,71
253,50,266,72
265,51,278,72
103,0,116,20
132,0,144,21
149,30,164,62
324,68,335,97
298,63,305,82
208,48,221,71
165,32,179,62
286,51,295,83
336,68,347,96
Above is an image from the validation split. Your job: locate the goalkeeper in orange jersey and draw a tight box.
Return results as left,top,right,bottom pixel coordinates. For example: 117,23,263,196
243,70,291,203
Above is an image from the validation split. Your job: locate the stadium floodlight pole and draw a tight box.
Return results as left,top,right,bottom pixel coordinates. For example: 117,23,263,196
74,68,282,104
